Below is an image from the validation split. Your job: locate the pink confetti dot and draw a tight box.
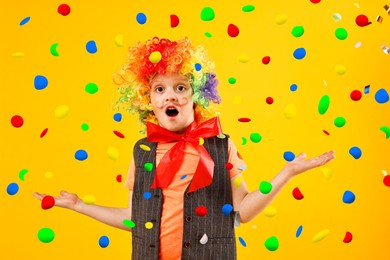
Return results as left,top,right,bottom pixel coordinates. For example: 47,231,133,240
11,115,24,128
58,4,71,16
227,24,239,37
266,97,274,104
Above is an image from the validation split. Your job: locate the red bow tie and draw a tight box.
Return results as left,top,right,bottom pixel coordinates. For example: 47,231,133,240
146,117,222,192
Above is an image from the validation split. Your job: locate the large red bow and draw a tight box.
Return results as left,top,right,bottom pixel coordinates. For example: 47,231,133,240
146,117,222,192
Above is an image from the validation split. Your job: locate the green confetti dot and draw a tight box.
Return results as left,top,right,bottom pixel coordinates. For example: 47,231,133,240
264,236,279,251
228,77,237,84
37,227,55,243
200,7,215,21
250,133,262,143
123,219,136,228
241,137,247,145
334,117,346,127
318,95,330,115
204,32,212,38
81,123,89,131
259,181,272,194
291,26,304,37
144,162,153,172
19,169,28,181
335,28,348,40
242,5,255,12
85,83,98,94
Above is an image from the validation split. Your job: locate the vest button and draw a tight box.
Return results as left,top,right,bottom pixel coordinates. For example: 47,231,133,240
185,216,192,222
154,194,160,198
186,192,193,197
184,242,191,248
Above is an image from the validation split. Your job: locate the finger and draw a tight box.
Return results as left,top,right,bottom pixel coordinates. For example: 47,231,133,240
60,190,69,196
33,192,46,200
295,153,307,161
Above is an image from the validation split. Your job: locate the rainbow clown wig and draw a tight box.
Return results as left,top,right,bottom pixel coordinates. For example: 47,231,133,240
113,37,221,128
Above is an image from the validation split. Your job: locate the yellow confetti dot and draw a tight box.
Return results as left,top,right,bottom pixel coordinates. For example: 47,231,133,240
107,146,119,160
321,167,332,179
238,54,249,63
217,134,226,139
233,96,242,105
263,206,277,217
312,229,330,243
55,105,70,119
233,175,243,188
44,171,54,178
114,34,123,47
335,64,346,75
12,52,25,57
381,169,388,176
83,194,96,205
284,104,297,119
140,144,151,151
199,137,204,146
149,51,162,63
145,222,153,229
275,14,288,25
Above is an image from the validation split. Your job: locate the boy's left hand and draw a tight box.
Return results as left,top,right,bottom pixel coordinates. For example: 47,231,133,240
284,150,335,177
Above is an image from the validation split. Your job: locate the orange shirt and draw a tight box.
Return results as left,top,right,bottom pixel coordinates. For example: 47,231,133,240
124,138,244,260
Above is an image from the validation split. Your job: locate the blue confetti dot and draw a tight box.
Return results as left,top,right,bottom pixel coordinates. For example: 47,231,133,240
364,85,370,94
98,235,110,248
349,146,362,159
296,225,303,238
375,88,389,104
75,150,88,161
113,113,122,122
136,12,147,24
283,151,295,162
290,84,298,92
222,204,233,216
34,75,48,90
7,183,19,195
180,174,187,180
86,40,97,54
143,192,152,199
342,190,355,204
195,63,202,71
293,47,306,60
238,237,247,247
20,16,30,26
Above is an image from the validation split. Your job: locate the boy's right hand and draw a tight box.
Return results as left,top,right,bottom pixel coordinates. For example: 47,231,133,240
33,190,80,210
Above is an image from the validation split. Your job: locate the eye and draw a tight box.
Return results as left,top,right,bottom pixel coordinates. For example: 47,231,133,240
154,86,164,93
176,85,187,92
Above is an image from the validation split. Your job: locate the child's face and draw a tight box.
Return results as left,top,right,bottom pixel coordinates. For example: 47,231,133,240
150,72,195,134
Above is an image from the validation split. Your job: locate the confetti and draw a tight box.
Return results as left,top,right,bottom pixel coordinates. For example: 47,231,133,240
222,204,233,216
381,45,390,54
355,14,370,27
170,14,179,27
114,34,123,47
293,47,306,59
290,84,298,92
86,40,98,54
145,222,153,229
335,28,348,40
374,88,389,104
200,233,208,244
18,169,28,181
292,187,304,200
195,206,208,217
262,56,271,64
144,163,153,172
284,104,297,119
107,146,119,160
149,51,162,63
379,126,390,139
83,194,96,204
55,105,70,119
99,236,110,248
225,162,233,170
37,228,55,243
58,4,71,16
233,175,243,187
296,225,303,238
204,32,212,38
238,118,251,123
116,174,122,182
291,26,304,37
350,90,362,101
238,54,249,63
241,137,247,145
335,64,346,75
40,128,49,137
266,97,274,104
136,12,147,24
200,7,215,21
321,167,332,179
364,85,370,94
349,146,361,159
342,190,355,204
123,219,136,228
41,195,55,210
333,13,342,21
12,52,25,57
75,149,88,161
195,63,202,71
263,206,277,217
323,130,330,136
343,231,353,243
275,14,287,25
334,116,346,127
85,83,98,94
7,183,19,195
113,113,122,122
50,43,59,56
376,15,383,23
81,123,89,131
11,115,24,128
180,174,187,180
283,151,295,162
227,24,239,37
312,229,329,243
113,130,125,138
143,192,152,199
34,75,48,90
264,236,279,251
238,237,247,247
249,133,262,143
259,181,272,194
228,77,236,84
19,16,30,26
383,175,390,187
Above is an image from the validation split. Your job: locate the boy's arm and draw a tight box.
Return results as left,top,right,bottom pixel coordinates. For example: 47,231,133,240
33,190,133,231
231,151,335,223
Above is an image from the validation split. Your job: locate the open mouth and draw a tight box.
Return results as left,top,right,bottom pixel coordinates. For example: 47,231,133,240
165,107,179,117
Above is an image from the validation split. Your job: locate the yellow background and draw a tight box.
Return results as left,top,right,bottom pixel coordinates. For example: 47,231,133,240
1,0,390,259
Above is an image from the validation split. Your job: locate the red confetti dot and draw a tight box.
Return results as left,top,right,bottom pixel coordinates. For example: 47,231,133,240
11,115,24,128
343,231,353,243
113,130,125,138
40,128,49,138
262,56,271,65
41,195,55,210
226,162,233,170
355,14,370,27
310,0,321,3
323,130,330,135
116,174,122,183
350,90,362,101
383,175,390,187
58,4,71,16
292,187,304,200
170,14,179,28
227,24,239,37
195,206,208,217
266,97,274,104
238,118,251,123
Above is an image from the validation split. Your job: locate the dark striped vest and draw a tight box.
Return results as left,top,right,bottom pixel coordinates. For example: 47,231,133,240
131,136,237,260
